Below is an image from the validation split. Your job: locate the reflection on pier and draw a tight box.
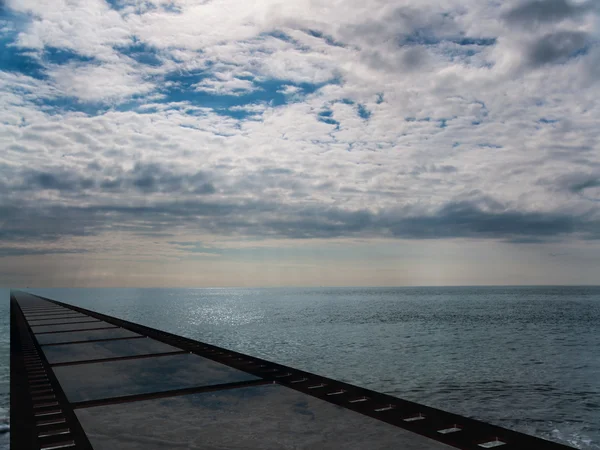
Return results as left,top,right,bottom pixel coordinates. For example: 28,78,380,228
11,290,575,450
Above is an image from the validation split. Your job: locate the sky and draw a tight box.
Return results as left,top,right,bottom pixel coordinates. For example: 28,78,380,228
1,0,599,287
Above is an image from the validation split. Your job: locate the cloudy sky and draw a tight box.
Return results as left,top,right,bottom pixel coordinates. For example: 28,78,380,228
1,0,599,287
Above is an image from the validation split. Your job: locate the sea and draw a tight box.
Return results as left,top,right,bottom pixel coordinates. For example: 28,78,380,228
1,286,599,449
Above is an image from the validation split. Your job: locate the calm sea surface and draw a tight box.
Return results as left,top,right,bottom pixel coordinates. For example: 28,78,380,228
2,286,600,449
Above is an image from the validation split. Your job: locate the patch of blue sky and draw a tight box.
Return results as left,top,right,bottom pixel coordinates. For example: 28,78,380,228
41,47,96,65
219,109,257,120
405,117,431,122
400,29,496,48
316,97,369,121
431,43,496,66
317,109,340,127
310,138,336,145
161,2,182,14
163,68,211,87
105,0,157,13
405,116,452,128
1,11,95,80
160,70,340,118
401,29,440,46
5,35,338,119
178,123,203,131
104,0,124,9
34,96,109,116
444,48,477,59
478,143,503,149
263,31,308,51
319,118,340,128
539,118,559,124
455,37,497,46
0,5,30,29
303,29,346,48
0,37,48,80
357,104,371,120
473,100,488,113
1,9,35,74
114,40,162,67
113,95,157,114
569,45,591,60
266,30,295,43
136,105,160,114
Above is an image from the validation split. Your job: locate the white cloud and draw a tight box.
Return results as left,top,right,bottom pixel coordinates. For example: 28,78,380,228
11,0,130,59
193,72,257,95
48,63,156,102
2,0,600,285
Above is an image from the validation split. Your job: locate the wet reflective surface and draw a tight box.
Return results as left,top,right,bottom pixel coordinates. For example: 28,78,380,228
36,328,141,345
24,309,74,315
24,312,87,319
13,288,599,450
76,384,453,450
53,353,259,403
23,310,69,315
30,286,600,449
30,321,115,334
42,337,182,365
27,317,100,326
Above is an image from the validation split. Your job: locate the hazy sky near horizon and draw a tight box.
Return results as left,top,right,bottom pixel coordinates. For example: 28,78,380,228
1,0,600,287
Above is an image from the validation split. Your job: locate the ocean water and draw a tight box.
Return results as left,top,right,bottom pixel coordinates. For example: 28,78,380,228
3,286,600,449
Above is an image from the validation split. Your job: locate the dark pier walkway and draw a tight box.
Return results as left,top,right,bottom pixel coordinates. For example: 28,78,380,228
10,290,574,450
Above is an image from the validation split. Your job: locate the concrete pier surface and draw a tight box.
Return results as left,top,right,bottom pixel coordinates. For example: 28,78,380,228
11,290,575,450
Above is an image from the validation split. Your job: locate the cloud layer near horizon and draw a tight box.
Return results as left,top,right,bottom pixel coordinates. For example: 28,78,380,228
1,0,600,285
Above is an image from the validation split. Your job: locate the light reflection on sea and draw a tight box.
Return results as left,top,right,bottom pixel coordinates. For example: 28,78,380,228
4,286,600,450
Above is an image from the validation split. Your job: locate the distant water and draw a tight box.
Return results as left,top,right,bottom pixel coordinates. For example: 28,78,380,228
3,286,600,449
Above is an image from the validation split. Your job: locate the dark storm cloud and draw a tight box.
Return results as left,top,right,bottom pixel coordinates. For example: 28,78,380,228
570,178,600,193
0,204,98,243
340,6,496,71
3,155,599,251
126,162,215,194
261,208,374,239
525,31,589,66
14,163,216,196
400,47,430,69
547,172,600,194
5,196,592,248
28,171,95,191
382,201,577,239
255,200,583,241
503,0,594,27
